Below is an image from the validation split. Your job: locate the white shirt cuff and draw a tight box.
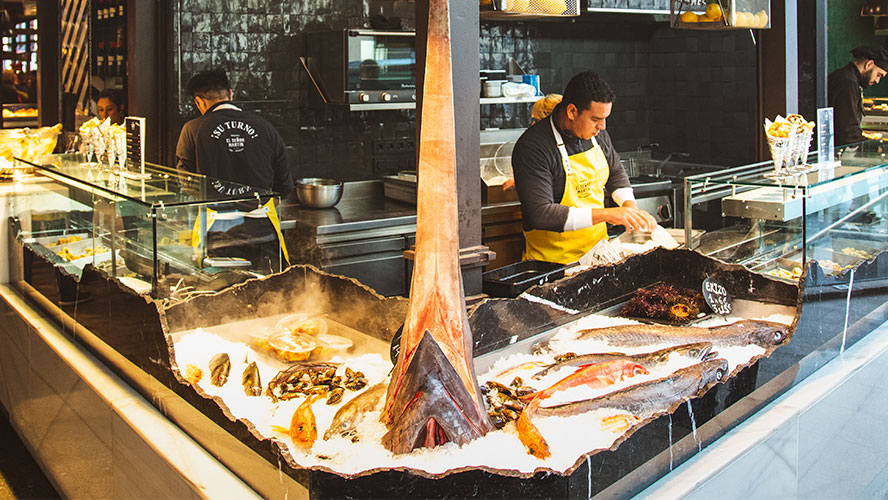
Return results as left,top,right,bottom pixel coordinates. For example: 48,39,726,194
612,187,636,207
563,206,594,232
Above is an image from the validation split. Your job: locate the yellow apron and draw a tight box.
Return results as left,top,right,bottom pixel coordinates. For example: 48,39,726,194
523,118,609,264
192,198,290,266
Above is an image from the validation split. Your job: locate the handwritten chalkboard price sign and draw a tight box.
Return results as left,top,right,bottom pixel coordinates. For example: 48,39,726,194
702,277,733,316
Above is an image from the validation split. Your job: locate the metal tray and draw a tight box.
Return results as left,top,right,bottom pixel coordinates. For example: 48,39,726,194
482,259,567,298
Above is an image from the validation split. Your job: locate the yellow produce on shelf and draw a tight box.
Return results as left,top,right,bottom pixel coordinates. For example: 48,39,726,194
680,11,700,22
705,3,723,21
537,0,567,14
507,0,530,11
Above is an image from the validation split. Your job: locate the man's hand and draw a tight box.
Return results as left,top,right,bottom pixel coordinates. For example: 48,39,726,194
592,206,657,232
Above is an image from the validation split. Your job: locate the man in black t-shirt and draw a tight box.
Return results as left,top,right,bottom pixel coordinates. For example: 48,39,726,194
828,45,888,146
176,69,294,273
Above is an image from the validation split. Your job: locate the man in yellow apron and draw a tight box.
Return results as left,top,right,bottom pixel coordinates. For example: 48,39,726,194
512,71,656,265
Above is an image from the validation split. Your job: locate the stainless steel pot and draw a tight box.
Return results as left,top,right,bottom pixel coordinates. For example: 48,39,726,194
295,178,344,208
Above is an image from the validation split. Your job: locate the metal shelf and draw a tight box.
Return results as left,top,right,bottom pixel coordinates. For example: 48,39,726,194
480,96,541,105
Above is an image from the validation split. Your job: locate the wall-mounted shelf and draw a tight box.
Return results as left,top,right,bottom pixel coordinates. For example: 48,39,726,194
480,96,541,105
480,0,580,21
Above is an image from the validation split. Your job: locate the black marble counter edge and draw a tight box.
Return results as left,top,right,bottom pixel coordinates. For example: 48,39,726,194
597,298,888,499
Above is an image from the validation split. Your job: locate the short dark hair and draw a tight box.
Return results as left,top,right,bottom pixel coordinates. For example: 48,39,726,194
186,68,230,100
96,88,124,107
561,71,616,111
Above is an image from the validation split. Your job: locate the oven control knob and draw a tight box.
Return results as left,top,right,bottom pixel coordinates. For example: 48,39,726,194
358,93,370,103
380,92,393,102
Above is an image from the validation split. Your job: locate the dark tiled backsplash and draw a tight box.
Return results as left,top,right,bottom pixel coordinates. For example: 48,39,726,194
173,2,756,181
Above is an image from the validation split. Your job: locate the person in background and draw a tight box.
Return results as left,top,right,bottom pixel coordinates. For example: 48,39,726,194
2,69,26,104
531,93,562,124
828,45,888,145
176,68,293,273
96,88,126,125
503,94,563,193
511,71,656,265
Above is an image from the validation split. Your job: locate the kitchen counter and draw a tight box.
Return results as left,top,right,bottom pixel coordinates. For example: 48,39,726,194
279,180,523,296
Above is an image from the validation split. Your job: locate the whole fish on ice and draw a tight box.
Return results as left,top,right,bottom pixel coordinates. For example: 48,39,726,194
535,320,789,353
531,342,715,379
536,358,729,418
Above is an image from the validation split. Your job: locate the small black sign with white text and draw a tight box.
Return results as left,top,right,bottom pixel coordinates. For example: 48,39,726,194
702,277,733,316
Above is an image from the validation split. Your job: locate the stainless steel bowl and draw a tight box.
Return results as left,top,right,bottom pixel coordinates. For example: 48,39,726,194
295,178,343,208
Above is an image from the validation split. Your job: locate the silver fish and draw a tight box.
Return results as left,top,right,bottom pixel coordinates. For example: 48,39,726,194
536,358,729,418
532,342,715,379
573,320,789,349
323,383,386,441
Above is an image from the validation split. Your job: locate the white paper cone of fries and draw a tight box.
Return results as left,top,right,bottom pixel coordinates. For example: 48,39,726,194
800,125,815,165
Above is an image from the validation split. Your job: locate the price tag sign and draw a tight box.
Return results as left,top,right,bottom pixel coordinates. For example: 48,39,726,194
817,107,834,165
702,277,732,316
125,116,146,173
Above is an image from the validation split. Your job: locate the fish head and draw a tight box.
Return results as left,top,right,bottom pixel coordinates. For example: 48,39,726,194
744,320,791,347
622,363,649,378
700,358,730,384
670,342,714,363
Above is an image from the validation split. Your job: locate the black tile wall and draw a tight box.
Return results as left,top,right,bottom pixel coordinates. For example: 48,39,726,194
480,18,757,166
173,0,416,181
170,3,757,182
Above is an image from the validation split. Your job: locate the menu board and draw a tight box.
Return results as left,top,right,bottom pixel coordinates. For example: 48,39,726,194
125,116,146,175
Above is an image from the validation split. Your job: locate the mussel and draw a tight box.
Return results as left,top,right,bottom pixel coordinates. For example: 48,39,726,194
209,353,231,387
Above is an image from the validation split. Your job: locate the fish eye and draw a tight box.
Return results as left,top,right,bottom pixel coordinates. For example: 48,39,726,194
773,332,782,342
716,368,725,380
689,349,699,357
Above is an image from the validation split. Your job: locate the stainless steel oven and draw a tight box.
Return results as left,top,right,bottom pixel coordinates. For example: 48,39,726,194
302,29,416,110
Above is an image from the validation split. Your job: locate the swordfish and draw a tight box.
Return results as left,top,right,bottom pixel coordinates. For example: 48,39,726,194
380,0,493,453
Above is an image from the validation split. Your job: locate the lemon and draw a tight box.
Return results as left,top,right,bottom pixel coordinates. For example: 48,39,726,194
757,10,769,27
705,3,723,21
538,0,567,14
680,11,698,22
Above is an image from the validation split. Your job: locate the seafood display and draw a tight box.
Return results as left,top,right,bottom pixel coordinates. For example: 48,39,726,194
264,362,366,405
571,319,789,349
170,293,796,477
536,358,730,418
324,383,387,442
382,0,493,454
531,342,715,379
516,360,649,458
620,284,708,324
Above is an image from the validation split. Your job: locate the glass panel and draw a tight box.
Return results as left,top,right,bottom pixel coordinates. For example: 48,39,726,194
12,154,283,298
347,35,415,91
685,138,888,281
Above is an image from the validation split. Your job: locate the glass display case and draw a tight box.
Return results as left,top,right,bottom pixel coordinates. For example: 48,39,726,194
11,154,283,298
684,140,888,281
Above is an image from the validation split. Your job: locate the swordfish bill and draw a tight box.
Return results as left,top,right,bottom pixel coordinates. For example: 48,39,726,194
381,0,494,453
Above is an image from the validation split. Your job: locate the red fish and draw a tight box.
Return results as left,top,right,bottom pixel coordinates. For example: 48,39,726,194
381,0,493,453
522,360,650,407
517,360,648,459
